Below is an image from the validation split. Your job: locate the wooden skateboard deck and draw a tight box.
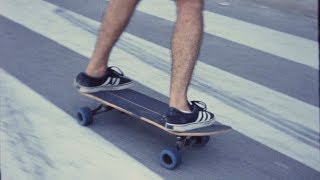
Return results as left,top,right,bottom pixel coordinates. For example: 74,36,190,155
80,89,231,136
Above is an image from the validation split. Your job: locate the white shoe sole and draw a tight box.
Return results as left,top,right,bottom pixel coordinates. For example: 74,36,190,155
74,80,134,93
165,119,215,132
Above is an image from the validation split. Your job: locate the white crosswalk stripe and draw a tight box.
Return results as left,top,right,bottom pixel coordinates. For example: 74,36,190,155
0,0,319,174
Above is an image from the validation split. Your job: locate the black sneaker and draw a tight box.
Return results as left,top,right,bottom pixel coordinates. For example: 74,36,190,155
164,101,215,132
74,66,133,92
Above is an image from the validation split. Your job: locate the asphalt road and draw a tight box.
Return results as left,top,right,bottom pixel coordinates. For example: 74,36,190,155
0,0,319,179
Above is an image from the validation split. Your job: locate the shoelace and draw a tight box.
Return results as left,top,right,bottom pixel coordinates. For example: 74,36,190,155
191,101,207,111
108,66,124,76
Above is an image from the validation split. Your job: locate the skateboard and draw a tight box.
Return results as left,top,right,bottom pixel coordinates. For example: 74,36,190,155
77,89,231,170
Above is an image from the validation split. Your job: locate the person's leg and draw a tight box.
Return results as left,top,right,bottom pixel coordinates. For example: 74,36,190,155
169,0,204,111
165,0,214,132
75,0,138,92
85,0,139,78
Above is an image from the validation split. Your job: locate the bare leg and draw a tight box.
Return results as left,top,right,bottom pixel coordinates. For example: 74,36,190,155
85,0,139,78
169,0,204,111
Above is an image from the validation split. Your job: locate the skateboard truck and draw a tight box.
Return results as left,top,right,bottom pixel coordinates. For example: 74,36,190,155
77,104,113,126
159,135,211,169
91,104,113,115
176,136,211,150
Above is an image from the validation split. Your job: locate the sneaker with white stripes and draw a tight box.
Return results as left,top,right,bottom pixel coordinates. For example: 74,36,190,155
164,101,215,132
74,66,133,93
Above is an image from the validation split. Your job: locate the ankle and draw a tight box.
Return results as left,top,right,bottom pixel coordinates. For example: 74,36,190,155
169,99,190,112
85,64,107,78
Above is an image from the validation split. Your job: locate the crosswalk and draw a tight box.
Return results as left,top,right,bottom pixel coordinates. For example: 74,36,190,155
0,0,319,176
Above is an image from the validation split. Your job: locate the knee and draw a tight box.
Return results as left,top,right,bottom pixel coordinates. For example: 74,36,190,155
176,0,203,19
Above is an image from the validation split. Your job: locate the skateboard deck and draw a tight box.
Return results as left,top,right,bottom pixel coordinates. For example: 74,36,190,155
77,89,232,169
80,89,231,136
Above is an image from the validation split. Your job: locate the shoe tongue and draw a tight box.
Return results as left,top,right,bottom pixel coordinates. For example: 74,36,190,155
108,66,123,76
188,102,194,111
192,101,206,110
